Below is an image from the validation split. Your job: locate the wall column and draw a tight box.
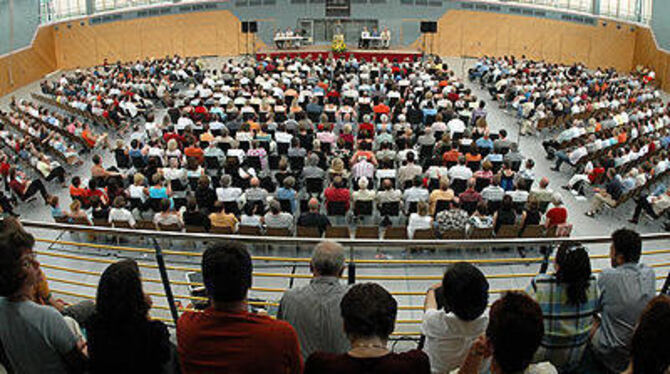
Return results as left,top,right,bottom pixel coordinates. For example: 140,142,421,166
591,0,600,15
86,0,95,15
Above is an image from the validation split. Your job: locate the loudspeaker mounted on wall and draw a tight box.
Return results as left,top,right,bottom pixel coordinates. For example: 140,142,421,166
420,21,437,33
241,21,258,34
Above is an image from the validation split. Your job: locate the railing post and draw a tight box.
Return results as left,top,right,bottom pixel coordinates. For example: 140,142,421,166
348,245,356,285
152,238,180,325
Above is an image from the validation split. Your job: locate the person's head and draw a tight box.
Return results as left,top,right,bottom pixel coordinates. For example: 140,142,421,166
133,173,145,186
486,292,544,374
49,195,59,208
113,195,126,209
539,177,549,189
610,228,642,267
500,195,513,211
70,199,82,212
71,176,81,187
202,242,252,304
198,175,210,189
250,177,260,188
441,262,489,321
551,192,563,206
310,241,345,277
440,176,450,191
383,179,393,191
358,177,369,190
554,244,592,305
308,197,320,212
630,295,670,374
406,151,415,163
417,201,429,216
467,178,476,190
340,283,397,343
95,259,149,323
269,199,281,214
92,154,102,165
0,218,37,298
333,175,344,188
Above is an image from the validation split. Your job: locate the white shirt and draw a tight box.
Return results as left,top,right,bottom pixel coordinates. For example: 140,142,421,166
447,118,465,136
407,213,432,239
422,308,488,374
108,208,136,227
216,187,243,202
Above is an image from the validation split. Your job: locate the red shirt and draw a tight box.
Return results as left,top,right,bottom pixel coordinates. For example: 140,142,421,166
305,350,430,374
324,187,351,210
177,308,302,374
546,206,568,227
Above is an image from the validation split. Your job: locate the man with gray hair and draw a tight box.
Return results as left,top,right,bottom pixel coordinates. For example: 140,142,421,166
277,241,350,361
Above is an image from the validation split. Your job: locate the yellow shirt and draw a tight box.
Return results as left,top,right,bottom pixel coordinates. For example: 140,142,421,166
429,189,455,215
209,212,238,229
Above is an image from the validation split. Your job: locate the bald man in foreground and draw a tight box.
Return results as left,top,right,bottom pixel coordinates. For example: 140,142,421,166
277,241,350,362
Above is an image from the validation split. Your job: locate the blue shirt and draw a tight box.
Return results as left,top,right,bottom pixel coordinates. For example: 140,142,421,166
476,138,493,150
592,263,656,372
276,187,297,213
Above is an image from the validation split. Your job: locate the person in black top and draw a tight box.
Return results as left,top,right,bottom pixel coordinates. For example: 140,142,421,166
297,198,331,235
304,283,430,374
182,197,211,231
493,195,517,233
87,259,171,374
90,196,110,222
195,175,217,214
520,197,542,232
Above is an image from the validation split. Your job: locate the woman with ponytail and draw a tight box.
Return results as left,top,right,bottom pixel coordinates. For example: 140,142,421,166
526,243,599,372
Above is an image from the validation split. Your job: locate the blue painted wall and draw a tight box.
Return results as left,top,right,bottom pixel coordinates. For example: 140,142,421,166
651,0,670,51
0,0,41,55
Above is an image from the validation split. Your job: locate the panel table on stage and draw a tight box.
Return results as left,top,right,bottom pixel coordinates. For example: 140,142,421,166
274,36,307,50
361,36,387,49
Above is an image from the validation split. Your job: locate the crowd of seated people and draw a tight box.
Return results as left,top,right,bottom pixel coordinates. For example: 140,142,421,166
470,56,670,224
30,55,574,239
2,218,667,374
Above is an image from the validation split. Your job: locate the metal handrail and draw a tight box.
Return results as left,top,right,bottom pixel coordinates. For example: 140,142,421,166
21,220,670,248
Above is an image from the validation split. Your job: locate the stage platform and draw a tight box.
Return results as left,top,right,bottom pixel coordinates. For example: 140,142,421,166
256,45,422,62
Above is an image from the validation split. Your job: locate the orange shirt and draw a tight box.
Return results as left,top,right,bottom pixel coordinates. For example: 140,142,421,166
82,129,96,147
443,150,462,163
617,132,627,144
465,153,482,163
70,185,87,197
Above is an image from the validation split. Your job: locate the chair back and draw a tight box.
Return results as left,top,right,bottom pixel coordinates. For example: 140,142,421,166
325,226,351,238
238,225,262,235
135,220,155,230
384,226,408,239
210,226,234,234
355,226,379,239
440,229,466,239
266,227,291,237
469,227,493,239
520,224,545,238
414,228,435,240
297,226,321,238
380,201,400,216
496,224,520,238
158,223,182,232
354,200,374,216
306,178,323,194
327,201,348,216
185,225,208,233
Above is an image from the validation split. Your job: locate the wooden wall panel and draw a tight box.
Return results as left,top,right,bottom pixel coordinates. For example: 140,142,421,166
426,10,636,74
0,26,56,97
633,28,670,91
54,10,246,70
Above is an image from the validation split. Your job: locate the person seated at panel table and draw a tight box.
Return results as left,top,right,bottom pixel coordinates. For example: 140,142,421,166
359,27,370,48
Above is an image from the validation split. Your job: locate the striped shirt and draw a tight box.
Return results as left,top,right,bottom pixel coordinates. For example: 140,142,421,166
351,160,375,180
526,274,599,372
